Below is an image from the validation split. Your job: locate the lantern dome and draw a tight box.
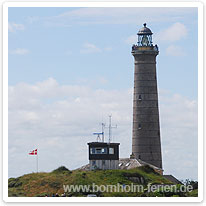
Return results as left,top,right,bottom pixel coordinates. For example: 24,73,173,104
137,23,153,35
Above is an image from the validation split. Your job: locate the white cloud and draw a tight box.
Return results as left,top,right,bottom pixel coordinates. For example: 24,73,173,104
159,90,198,180
44,7,196,26
104,47,112,52
9,48,29,55
80,43,112,54
155,22,187,42
26,16,39,24
8,78,132,176
8,22,25,32
166,45,186,56
98,77,108,85
126,23,187,46
125,35,137,45
8,79,197,180
80,43,101,54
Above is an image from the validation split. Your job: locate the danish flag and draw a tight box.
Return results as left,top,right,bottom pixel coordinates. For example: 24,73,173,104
29,149,37,155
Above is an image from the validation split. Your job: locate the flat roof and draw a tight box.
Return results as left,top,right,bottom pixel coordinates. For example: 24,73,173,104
87,142,120,146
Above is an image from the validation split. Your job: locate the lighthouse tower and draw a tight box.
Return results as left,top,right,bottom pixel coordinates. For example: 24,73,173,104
131,23,162,169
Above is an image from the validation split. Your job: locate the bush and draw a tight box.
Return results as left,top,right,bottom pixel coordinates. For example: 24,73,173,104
36,192,48,197
186,189,198,197
139,165,157,174
8,177,22,188
184,179,198,190
40,180,47,186
52,166,72,174
82,172,87,178
48,181,61,189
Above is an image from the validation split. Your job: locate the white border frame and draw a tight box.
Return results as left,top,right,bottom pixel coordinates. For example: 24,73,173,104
3,1,204,203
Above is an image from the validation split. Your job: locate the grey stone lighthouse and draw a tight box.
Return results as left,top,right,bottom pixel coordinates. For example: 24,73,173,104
131,23,162,169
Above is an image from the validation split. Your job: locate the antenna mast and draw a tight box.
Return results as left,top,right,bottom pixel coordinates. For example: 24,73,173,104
106,115,117,143
101,123,105,142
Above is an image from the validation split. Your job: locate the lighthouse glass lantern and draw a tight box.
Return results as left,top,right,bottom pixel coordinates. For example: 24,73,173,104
137,23,153,47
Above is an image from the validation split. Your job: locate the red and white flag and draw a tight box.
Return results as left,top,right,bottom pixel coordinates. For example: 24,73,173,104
29,149,37,155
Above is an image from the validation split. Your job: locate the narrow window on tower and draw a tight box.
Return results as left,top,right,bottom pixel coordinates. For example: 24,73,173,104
138,95,142,101
138,123,142,130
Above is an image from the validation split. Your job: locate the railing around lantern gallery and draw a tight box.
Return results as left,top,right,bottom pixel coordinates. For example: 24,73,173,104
132,44,158,52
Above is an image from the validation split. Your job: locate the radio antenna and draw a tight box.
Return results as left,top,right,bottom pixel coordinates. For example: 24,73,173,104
101,123,105,142
105,115,117,143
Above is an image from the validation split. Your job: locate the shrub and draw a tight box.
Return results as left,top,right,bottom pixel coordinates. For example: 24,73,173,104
48,181,61,189
139,165,157,174
8,177,22,188
52,166,72,174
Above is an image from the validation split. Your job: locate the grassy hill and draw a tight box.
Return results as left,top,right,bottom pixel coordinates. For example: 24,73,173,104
8,166,197,197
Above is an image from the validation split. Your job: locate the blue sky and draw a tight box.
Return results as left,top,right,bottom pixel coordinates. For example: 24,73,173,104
8,7,198,180
8,7,198,98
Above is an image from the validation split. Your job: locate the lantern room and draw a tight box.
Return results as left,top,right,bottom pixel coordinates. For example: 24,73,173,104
137,23,153,47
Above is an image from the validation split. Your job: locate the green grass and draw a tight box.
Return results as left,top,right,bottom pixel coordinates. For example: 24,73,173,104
8,166,197,197
186,189,198,197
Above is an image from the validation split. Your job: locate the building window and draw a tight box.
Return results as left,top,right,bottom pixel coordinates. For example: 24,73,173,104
90,147,107,154
109,148,114,154
118,163,123,167
138,95,142,101
90,148,96,154
125,162,130,167
96,148,102,154
92,160,96,166
138,123,142,130
101,148,107,154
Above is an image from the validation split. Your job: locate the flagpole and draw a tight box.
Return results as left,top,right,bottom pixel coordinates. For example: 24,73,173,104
29,149,38,173
37,150,38,173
